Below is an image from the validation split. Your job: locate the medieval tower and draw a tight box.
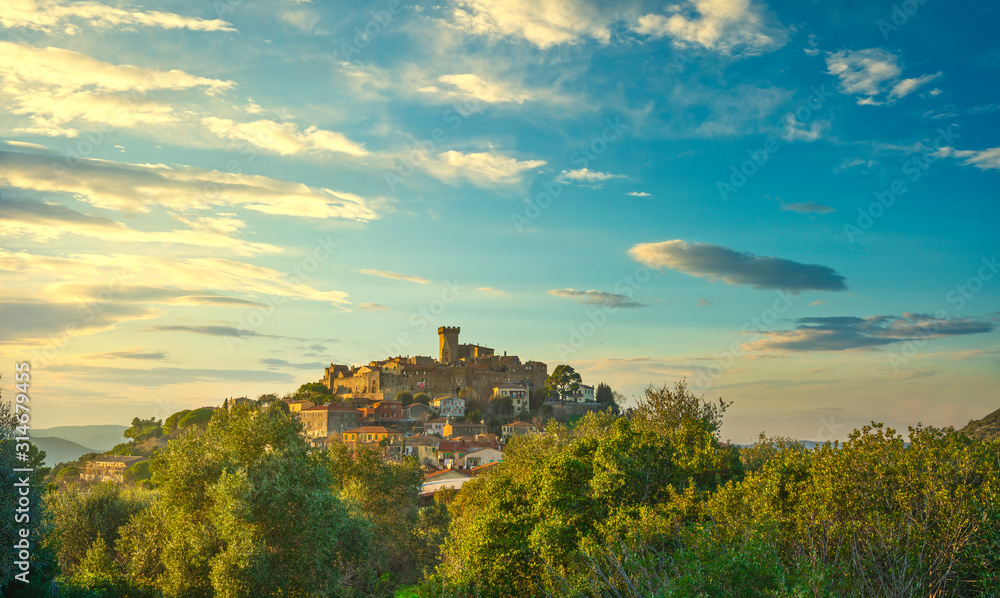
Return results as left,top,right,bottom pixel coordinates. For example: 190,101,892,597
438,326,460,363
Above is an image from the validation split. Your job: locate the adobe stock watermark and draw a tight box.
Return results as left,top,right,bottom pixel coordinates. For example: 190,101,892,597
379,280,467,358
843,125,959,243
225,235,339,352
553,265,651,360
878,0,931,41
691,290,799,393
887,254,998,370
716,84,834,201
512,116,627,233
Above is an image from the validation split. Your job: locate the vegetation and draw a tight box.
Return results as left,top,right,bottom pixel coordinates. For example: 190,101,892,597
544,365,582,397
8,380,1000,598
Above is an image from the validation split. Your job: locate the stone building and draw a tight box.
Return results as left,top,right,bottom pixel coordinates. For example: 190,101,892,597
297,405,360,440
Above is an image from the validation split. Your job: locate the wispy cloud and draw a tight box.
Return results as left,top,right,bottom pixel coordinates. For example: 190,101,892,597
421,73,532,104
629,240,848,292
88,349,168,360
202,117,369,157
547,288,647,309
937,147,1000,170
556,168,626,186
421,149,545,188
826,48,940,104
627,191,652,197
0,0,235,34
781,201,835,214
357,302,390,311
359,269,430,284
476,286,507,295
0,147,378,221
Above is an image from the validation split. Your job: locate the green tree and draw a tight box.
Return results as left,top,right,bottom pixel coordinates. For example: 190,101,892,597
396,391,414,405
176,408,213,431
295,382,332,405
543,365,582,398
123,417,163,443
595,382,622,414
162,410,190,436
116,402,375,597
413,393,431,405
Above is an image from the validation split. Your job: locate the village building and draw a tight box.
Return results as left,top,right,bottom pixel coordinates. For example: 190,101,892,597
420,468,471,498
502,421,539,437
297,405,360,440
443,420,485,438
432,396,465,418
491,382,529,413
464,447,502,469
402,402,434,422
81,455,147,483
340,426,403,450
424,417,448,436
286,400,315,413
357,400,403,425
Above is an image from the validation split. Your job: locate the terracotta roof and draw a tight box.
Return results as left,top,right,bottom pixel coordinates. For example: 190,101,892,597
505,421,536,428
426,417,448,424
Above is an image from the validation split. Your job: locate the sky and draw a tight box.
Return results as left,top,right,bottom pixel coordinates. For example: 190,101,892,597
1,0,998,442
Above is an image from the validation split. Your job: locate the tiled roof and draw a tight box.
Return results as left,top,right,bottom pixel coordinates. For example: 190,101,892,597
343,426,399,434
423,467,470,481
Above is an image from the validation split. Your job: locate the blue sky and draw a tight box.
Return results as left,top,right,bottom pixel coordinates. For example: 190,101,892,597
1,0,997,441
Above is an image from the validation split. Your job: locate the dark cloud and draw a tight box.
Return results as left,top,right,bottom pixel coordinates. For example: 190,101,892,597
141,324,295,340
746,313,996,352
547,289,646,309
53,284,266,307
629,240,847,292
781,201,835,214
0,301,157,344
89,349,168,360
0,194,121,228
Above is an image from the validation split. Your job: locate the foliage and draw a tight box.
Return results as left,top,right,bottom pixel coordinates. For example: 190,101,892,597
544,365,582,397
397,391,415,405
327,443,444,586
414,393,432,405
123,417,163,443
177,408,213,431
296,382,333,405
593,383,621,414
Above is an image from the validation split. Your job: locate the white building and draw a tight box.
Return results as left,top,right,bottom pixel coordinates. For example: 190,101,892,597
432,395,465,417
559,384,595,403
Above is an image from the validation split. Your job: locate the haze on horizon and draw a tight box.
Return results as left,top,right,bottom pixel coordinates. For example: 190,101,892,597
0,0,997,442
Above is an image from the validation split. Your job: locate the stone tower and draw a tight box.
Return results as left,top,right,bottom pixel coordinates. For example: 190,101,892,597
438,326,460,363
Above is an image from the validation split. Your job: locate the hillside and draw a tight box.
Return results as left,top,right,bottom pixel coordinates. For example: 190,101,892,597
30,436,97,467
32,425,128,451
960,406,1000,441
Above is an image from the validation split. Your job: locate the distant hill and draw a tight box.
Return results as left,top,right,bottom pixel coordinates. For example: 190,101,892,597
32,425,128,452
30,436,97,467
960,407,1000,441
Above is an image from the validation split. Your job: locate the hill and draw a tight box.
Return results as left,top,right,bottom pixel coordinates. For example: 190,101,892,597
960,406,1000,441
30,436,97,467
32,425,128,451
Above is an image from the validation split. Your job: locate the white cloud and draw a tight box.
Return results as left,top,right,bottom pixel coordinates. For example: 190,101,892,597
0,147,379,221
0,41,233,136
781,114,829,142
201,117,370,157
450,0,612,48
628,191,652,197
556,168,626,185
359,269,430,284
1,0,234,33
889,72,942,98
937,147,1000,171
826,48,939,104
634,0,787,56
422,150,545,187
431,73,532,104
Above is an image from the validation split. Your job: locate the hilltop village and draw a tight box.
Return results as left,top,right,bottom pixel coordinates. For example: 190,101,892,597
66,326,615,500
